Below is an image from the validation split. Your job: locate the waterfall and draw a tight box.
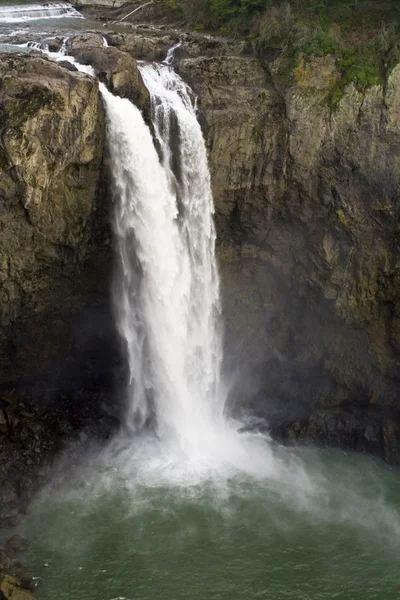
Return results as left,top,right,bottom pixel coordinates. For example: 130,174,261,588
0,3,83,23
101,65,224,458
12,34,224,458
39,46,267,476
163,41,182,66
13,42,304,481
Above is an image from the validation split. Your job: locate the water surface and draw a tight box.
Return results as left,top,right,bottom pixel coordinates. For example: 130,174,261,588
23,445,400,600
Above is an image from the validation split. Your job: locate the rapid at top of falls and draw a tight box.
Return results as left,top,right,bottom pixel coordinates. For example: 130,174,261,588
0,2,83,23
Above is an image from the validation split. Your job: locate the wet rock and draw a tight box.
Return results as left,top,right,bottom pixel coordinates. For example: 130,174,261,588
0,51,122,527
5,536,28,556
0,385,120,527
19,578,36,593
67,42,150,115
0,575,37,600
0,549,25,579
0,35,30,45
0,551,13,574
105,26,249,62
0,51,118,393
175,52,400,462
57,60,78,72
107,32,171,61
383,420,400,464
0,410,7,434
66,33,105,54
45,37,63,53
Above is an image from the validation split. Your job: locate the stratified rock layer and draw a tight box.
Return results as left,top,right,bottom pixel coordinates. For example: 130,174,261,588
0,53,115,391
67,35,150,114
1,36,400,464
179,54,400,460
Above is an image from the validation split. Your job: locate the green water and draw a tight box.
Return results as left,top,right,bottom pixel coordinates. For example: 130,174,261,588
22,444,400,600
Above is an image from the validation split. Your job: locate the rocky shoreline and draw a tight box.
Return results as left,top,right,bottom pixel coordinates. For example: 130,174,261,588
0,534,38,599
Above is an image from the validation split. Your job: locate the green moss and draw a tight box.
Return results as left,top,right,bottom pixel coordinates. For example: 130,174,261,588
7,85,64,139
154,0,400,95
176,1,399,84
154,0,183,13
300,34,340,59
325,44,384,110
209,0,266,21
339,48,381,87
16,85,64,118
275,55,297,85
336,209,351,228
329,85,346,107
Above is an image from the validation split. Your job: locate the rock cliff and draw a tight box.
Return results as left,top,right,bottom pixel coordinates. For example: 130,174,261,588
1,32,400,472
178,52,400,462
0,53,114,393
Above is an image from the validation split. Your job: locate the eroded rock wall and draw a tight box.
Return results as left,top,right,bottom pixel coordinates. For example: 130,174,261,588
1,34,400,463
0,53,115,393
179,54,400,461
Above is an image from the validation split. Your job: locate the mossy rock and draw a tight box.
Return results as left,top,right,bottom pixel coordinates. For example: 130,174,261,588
6,84,64,139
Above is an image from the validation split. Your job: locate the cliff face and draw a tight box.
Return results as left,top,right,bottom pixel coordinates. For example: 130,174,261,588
0,44,151,397
0,53,115,393
179,53,400,461
1,34,400,463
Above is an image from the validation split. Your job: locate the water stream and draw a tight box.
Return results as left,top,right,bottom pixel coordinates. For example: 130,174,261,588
108,63,224,461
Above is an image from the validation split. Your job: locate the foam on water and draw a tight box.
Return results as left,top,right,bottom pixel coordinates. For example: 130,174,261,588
163,40,181,65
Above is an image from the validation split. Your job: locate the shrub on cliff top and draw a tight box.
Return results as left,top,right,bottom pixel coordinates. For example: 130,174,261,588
209,0,267,20
163,0,400,88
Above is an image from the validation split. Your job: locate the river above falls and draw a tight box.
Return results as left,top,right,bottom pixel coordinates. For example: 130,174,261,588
21,443,400,600
0,1,134,41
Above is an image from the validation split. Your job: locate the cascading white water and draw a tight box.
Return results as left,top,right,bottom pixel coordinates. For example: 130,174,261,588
8,47,400,597
15,37,98,76
14,40,287,481
102,64,224,459
96,70,287,483
163,41,181,65
10,35,223,460
8,38,276,477
0,2,83,23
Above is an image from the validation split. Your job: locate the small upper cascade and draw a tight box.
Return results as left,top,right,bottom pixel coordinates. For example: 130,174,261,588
0,2,83,22
163,41,182,65
15,37,96,76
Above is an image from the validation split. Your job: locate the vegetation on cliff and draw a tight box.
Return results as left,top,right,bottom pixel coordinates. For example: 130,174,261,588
156,0,400,91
